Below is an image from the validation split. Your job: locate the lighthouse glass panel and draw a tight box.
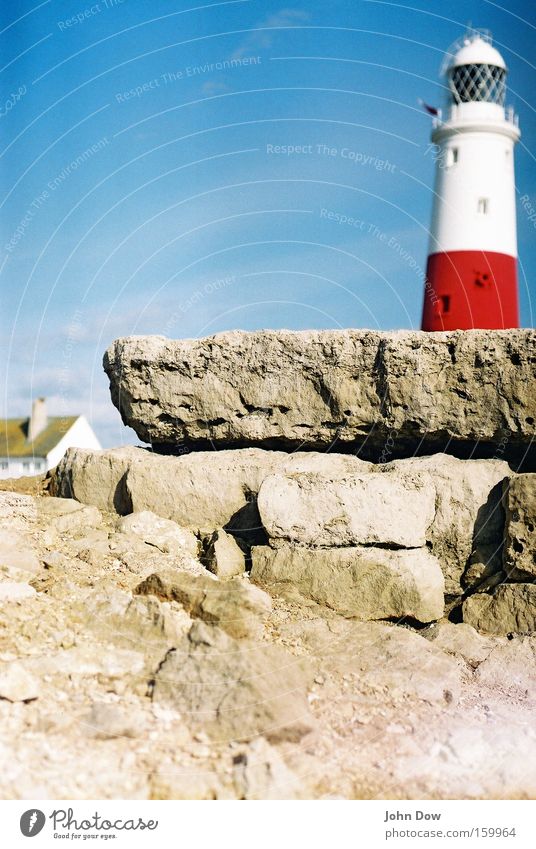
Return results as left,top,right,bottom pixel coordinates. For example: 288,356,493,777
449,64,506,104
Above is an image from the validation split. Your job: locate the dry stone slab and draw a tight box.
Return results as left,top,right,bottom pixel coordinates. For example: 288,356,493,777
52,447,511,595
37,498,102,534
379,454,510,595
37,497,89,517
103,330,536,457
152,621,314,743
201,529,246,578
463,584,536,635
251,545,444,623
52,446,371,531
135,570,271,639
107,530,205,580
51,447,136,513
117,511,198,558
503,474,536,580
258,471,435,548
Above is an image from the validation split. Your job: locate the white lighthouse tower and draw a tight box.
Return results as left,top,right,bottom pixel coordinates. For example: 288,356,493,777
422,30,521,331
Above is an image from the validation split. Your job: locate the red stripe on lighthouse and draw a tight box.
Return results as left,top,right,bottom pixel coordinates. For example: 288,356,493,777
421,250,519,331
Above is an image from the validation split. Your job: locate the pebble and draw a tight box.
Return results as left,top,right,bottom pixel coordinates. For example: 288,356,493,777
191,744,211,759
386,723,406,734
0,663,40,702
0,582,36,602
194,731,210,744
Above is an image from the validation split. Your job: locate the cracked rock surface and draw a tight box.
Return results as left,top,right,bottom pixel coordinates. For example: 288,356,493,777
103,330,536,461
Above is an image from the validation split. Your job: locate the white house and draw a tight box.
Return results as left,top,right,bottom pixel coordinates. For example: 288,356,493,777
0,398,101,479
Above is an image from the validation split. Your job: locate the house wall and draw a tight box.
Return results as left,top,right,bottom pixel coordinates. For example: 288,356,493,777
46,416,101,470
0,457,46,479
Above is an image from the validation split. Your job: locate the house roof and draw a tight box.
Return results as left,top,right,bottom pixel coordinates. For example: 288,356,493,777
0,416,78,458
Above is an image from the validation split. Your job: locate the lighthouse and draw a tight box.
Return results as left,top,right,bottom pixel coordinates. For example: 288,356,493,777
421,31,520,331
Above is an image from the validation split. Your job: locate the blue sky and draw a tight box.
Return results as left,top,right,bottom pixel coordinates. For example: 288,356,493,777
1,0,535,447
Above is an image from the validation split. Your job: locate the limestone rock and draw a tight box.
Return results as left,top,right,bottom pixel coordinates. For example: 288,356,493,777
463,584,536,635
0,529,41,580
422,621,495,667
232,737,306,799
277,453,373,475
152,621,314,743
390,720,536,799
292,618,461,705
70,588,192,658
121,596,193,648
135,570,214,609
0,492,37,531
201,530,245,578
149,764,226,801
24,645,145,687
135,571,271,639
73,537,112,567
198,577,271,639
52,446,370,531
37,498,102,534
125,450,371,535
37,497,88,517
463,548,504,592
82,701,141,740
251,545,444,623
117,511,198,558
53,447,510,596
107,529,205,579
0,581,37,602
379,454,510,595
0,663,39,702
50,446,135,513
103,330,536,457
258,471,435,548
503,474,536,580
1,739,150,799
474,637,536,698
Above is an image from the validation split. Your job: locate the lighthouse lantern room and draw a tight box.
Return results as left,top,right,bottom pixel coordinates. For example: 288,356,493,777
421,30,520,331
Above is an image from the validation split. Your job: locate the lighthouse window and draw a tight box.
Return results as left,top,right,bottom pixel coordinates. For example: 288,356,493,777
477,197,489,214
441,295,451,314
449,63,506,105
446,147,458,167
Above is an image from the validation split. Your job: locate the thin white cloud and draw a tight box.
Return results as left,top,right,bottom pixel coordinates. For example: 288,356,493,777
230,7,310,61
202,80,231,95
